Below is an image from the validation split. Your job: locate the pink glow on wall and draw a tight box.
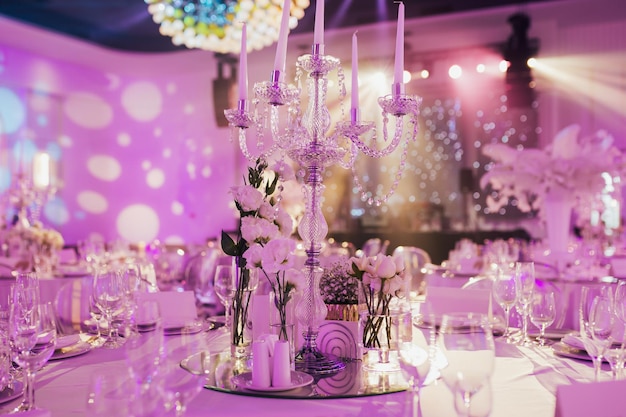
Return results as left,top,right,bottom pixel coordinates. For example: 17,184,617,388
0,18,239,246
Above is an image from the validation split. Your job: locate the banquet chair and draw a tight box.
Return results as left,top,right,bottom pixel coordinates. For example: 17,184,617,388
357,238,390,257
461,276,566,330
55,277,94,335
393,246,432,296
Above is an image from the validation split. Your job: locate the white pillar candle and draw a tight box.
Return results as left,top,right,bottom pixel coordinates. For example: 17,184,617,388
271,340,292,388
393,2,405,88
273,0,291,74
313,0,324,46
238,23,248,101
251,341,271,388
32,152,50,189
351,31,359,113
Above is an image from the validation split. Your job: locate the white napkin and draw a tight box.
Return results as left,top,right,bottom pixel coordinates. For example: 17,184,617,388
56,334,80,349
561,333,585,350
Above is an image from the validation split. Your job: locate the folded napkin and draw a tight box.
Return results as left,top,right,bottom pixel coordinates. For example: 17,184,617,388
561,333,585,350
56,334,80,349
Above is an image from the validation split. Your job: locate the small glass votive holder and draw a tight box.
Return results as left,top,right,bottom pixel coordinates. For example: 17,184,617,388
270,323,295,370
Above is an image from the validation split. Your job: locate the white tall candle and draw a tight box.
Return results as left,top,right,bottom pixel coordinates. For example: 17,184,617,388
32,152,50,189
273,0,291,73
314,0,324,46
393,2,405,87
238,23,248,101
351,31,359,112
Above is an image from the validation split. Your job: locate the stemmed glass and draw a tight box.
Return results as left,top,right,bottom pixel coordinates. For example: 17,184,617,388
161,330,209,416
589,292,615,379
492,264,517,342
579,285,613,381
9,301,57,412
438,313,495,417
397,309,435,417
514,261,536,346
93,269,126,348
530,290,556,346
126,299,165,416
612,281,626,378
214,265,237,331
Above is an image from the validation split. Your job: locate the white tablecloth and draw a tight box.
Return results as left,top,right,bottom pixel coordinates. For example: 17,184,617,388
0,329,607,417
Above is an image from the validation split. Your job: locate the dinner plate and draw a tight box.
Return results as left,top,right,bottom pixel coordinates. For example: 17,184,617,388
0,381,24,405
50,340,92,360
551,341,592,361
164,320,207,336
231,371,314,392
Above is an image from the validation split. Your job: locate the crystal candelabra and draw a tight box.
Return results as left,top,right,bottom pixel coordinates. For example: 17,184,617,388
225,3,420,375
7,174,55,229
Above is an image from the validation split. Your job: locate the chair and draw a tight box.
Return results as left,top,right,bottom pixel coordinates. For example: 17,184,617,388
358,238,390,257
393,246,432,296
462,276,566,331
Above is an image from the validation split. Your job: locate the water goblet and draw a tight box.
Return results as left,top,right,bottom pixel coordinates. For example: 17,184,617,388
492,265,517,342
438,312,495,417
589,293,615,379
93,269,126,348
161,330,209,416
514,261,535,346
530,290,556,346
579,285,614,381
85,368,134,416
398,309,435,417
9,302,57,412
214,264,237,331
126,299,164,390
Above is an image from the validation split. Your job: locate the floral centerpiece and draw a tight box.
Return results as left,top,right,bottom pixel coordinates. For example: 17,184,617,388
480,124,626,268
320,257,360,321
480,124,626,213
350,254,407,350
221,158,297,352
244,238,303,341
0,220,64,274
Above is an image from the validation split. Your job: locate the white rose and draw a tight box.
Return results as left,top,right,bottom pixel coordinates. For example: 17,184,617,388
369,255,397,279
274,209,294,236
261,238,296,274
243,243,264,268
241,217,279,244
259,201,276,220
231,185,264,212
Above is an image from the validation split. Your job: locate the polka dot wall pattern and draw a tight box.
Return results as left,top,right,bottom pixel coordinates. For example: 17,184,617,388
0,41,236,246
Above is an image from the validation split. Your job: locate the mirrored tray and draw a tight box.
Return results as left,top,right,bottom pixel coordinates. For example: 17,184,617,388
181,351,409,399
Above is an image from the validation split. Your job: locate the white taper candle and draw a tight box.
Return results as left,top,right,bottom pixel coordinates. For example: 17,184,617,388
351,31,359,114
238,23,248,101
393,2,405,89
314,0,324,46
273,0,291,74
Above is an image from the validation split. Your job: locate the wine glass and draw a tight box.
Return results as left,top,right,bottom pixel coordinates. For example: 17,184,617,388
161,330,209,416
438,312,495,417
514,261,535,346
92,269,126,348
579,285,613,381
126,300,164,388
492,265,517,342
85,369,134,416
9,302,57,412
214,265,237,331
589,292,615,379
530,290,556,346
398,308,434,417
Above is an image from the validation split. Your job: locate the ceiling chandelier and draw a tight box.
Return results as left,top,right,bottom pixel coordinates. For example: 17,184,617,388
145,0,311,54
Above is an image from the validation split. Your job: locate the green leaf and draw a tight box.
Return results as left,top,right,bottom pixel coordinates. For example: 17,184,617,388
266,174,279,196
221,231,238,257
